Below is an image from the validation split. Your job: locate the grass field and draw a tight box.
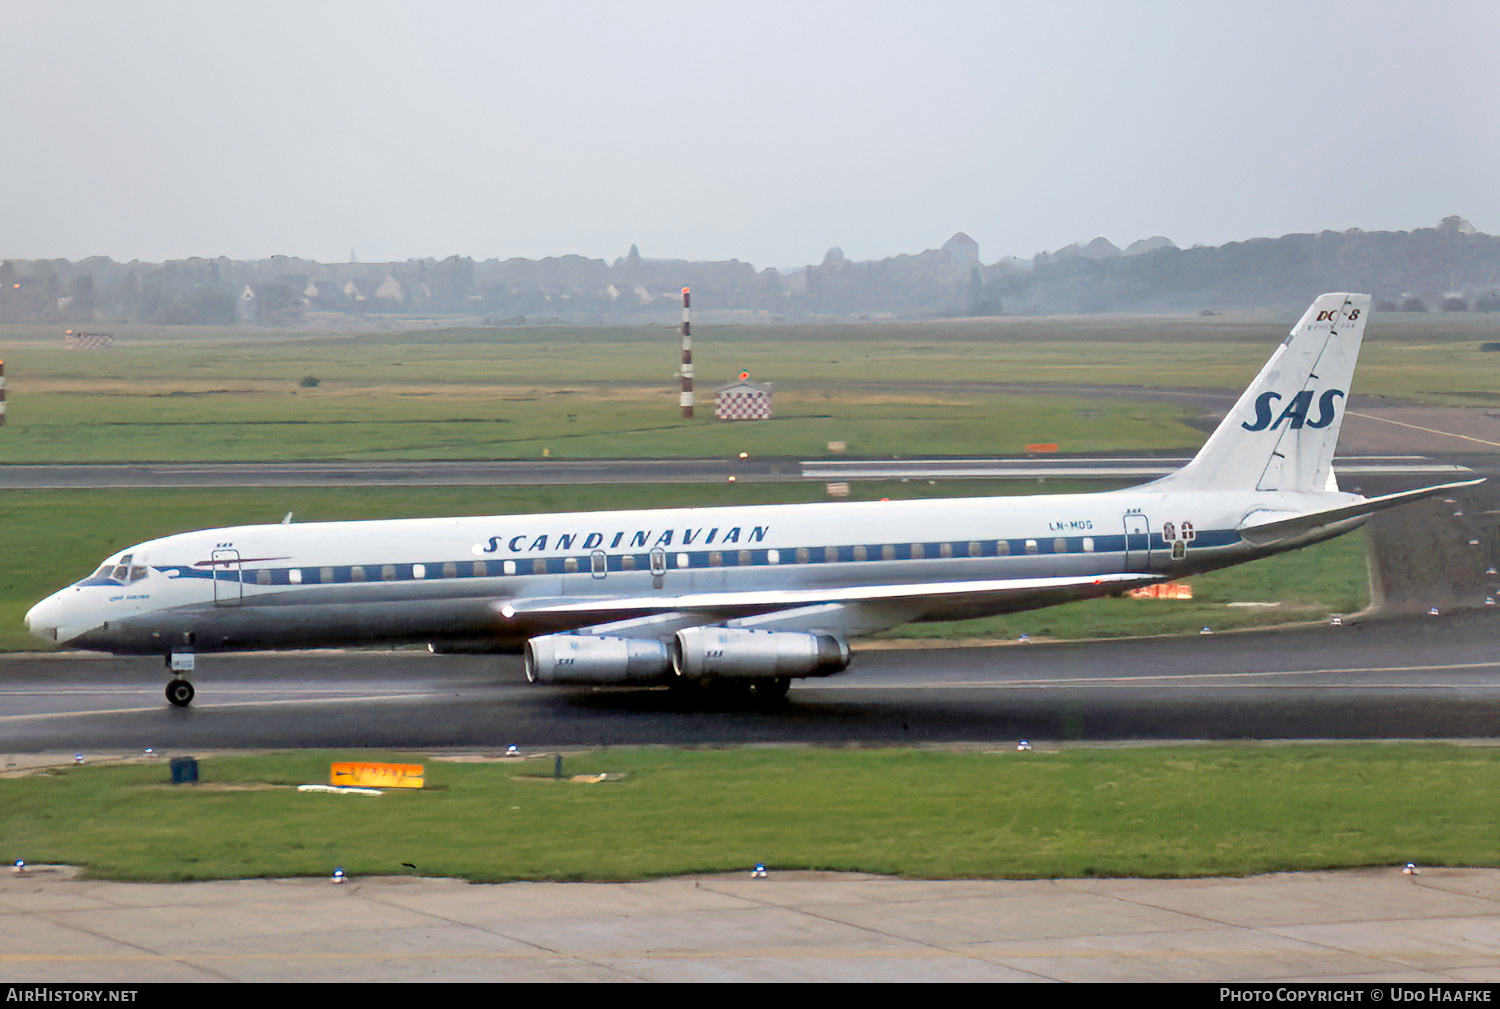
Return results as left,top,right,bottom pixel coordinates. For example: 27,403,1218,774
2,312,1498,463
0,482,1369,653
3,745,1493,882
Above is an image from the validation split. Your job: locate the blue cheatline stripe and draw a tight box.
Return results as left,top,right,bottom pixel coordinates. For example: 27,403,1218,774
141,529,1242,588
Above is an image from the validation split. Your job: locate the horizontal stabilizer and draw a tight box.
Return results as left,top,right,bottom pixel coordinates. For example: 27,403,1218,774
1238,479,1484,546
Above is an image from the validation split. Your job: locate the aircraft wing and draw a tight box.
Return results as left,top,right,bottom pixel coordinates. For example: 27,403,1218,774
504,570,1159,625
1237,478,1484,546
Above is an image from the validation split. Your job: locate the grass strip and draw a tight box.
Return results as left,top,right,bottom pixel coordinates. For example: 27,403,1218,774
2,745,1494,882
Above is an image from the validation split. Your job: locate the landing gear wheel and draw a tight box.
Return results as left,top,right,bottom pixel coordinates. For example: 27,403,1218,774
746,677,791,704
166,679,195,708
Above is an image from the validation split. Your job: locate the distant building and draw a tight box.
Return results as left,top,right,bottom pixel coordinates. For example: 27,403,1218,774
941,232,980,269
715,377,773,421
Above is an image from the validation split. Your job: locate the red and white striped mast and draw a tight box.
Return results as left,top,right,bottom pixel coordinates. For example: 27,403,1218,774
679,286,694,419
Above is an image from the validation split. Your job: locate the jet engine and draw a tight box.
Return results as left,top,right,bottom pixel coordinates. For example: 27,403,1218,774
672,627,850,680
523,633,672,685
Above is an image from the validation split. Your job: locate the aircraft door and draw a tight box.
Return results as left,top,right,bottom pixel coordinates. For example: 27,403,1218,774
1122,515,1151,570
212,549,243,605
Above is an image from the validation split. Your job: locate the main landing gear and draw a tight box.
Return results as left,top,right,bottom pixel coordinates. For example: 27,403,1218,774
670,676,791,707
165,652,196,708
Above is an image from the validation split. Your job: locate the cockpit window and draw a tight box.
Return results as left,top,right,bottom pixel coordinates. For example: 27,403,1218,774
88,558,149,585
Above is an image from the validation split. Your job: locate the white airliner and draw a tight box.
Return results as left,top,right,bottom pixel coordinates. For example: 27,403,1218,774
25,293,1478,707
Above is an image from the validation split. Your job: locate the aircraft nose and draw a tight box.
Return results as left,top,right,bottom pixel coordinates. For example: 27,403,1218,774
24,593,71,645
24,596,60,644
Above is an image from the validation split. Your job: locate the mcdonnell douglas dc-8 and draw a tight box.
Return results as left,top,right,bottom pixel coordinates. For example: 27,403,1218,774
25,294,1479,707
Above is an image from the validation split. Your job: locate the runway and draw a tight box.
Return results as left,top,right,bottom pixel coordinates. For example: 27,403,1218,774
4,610,1499,754
0,453,1481,488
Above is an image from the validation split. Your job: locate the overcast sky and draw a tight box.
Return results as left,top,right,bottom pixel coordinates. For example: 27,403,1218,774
2,1,1496,268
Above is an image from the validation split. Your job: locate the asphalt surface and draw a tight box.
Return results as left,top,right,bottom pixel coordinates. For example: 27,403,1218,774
0,452,1482,488
4,609,1499,753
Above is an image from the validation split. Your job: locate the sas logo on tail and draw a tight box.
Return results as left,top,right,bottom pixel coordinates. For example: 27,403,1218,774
1241,390,1345,432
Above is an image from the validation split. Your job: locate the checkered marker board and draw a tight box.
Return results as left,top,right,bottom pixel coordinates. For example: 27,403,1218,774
715,388,772,421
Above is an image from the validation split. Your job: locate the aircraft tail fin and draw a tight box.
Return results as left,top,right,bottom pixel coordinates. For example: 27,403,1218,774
1165,293,1370,492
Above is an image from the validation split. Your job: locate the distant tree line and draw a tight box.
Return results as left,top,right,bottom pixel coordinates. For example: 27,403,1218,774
3,218,1498,326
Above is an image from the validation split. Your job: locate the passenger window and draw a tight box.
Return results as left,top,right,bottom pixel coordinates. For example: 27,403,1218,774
442,562,457,579
739,550,753,566
322,567,336,583
825,546,838,563
766,550,779,564
1025,540,1038,555
853,545,868,562
351,566,367,582
940,543,953,559
503,560,516,575
882,545,896,561
533,559,547,574
1053,538,1067,553
969,541,982,557
1083,537,1095,553
290,569,303,584
709,552,722,566
621,555,636,570
413,564,426,579
564,557,579,573
257,569,272,585
796,547,810,563
996,541,1010,556
472,561,486,577
910,543,925,560
382,565,397,581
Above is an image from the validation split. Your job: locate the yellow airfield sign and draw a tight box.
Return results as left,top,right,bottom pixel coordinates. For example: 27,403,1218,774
330,762,425,789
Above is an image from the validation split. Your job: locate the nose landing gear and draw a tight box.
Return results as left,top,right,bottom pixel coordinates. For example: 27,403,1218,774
165,652,196,708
